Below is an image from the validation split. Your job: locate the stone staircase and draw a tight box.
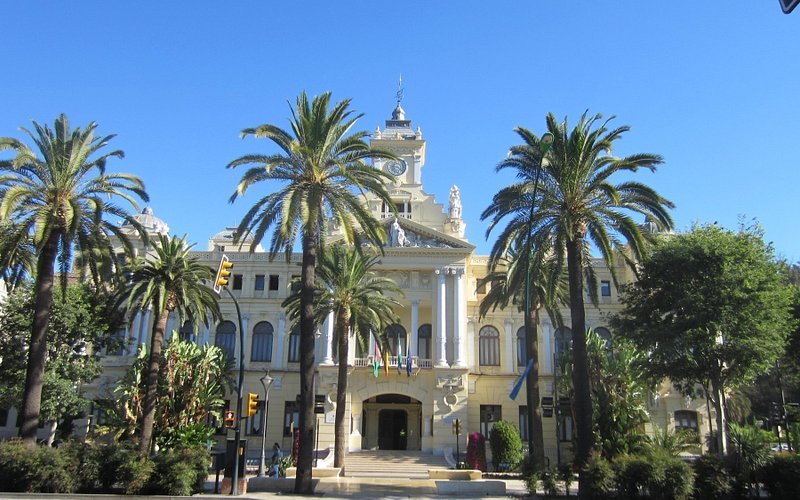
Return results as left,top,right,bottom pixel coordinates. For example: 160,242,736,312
343,450,448,478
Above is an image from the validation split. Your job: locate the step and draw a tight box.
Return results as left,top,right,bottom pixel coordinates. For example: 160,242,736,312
343,450,448,478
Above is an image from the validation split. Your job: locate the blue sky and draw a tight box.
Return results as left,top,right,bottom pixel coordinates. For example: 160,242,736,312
2,2,798,259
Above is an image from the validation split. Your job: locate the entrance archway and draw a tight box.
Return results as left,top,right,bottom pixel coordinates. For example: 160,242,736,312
361,394,422,451
378,409,408,450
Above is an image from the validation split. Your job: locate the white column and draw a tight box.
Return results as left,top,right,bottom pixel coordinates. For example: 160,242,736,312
453,268,466,367
435,268,448,367
504,318,515,373
322,311,335,365
410,299,420,357
274,313,286,369
467,318,476,369
347,328,356,366
543,322,553,375
137,308,151,349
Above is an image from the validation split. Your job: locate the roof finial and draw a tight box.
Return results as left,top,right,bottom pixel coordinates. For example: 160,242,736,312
396,74,404,105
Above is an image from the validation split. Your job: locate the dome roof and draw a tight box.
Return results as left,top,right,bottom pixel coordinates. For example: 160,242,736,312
208,227,265,252
391,104,406,120
121,206,169,236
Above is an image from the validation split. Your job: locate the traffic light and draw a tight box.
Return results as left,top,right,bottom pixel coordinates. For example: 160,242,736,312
214,255,233,294
246,392,259,417
224,409,236,428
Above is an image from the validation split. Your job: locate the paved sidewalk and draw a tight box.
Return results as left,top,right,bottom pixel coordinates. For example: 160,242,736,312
202,475,529,498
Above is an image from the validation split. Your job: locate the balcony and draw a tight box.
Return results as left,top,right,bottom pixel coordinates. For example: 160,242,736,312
353,355,432,370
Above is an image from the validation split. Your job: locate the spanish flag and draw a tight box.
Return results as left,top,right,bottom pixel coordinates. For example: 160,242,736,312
383,349,390,376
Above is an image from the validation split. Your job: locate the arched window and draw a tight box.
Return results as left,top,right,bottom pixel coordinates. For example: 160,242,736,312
594,327,612,351
251,321,274,362
516,327,527,366
417,324,432,359
215,321,236,359
179,321,194,343
385,324,407,356
479,325,500,366
554,327,572,360
287,326,301,363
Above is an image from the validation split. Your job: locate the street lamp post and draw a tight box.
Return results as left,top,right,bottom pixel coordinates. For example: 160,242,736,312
258,371,274,477
523,131,554,464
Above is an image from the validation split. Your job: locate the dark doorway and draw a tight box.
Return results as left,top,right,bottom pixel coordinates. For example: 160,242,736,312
378,409,408,450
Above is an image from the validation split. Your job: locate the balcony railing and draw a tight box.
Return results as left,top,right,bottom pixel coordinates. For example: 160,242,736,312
353,355,432,369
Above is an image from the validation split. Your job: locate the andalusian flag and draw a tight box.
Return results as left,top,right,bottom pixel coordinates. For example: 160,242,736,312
373,343,380,378
397,348,404,375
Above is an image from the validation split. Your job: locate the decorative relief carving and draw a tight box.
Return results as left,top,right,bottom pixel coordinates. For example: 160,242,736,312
436,375,464,391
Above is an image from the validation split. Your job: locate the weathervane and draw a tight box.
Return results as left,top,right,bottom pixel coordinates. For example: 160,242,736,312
396,74,404,105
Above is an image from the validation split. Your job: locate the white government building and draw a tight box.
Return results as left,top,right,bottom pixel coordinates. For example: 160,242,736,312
0,103,706,464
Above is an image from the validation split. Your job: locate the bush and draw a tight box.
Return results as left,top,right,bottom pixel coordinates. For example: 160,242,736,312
59,440,101,492
488,421,523,471
691,453,732,500
557,463,575,496
0,440,36,492
28,445,79,493
582,455,615,500
156,423,215,450
541,468,559,496
761,453,800,500
151,445,209,495
727,424,772,497
614,455,655,499
649,452,693,500
524,468,540,497
465,432,487,471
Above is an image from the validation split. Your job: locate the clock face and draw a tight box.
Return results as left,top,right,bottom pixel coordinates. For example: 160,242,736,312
386,159,407,176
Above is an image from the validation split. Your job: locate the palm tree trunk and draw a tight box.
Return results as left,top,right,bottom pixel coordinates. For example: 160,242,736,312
20,232,59,445
140,310,168,454
526,295,545,467
566,236,593,496
295,236,317,494
334,313,350,471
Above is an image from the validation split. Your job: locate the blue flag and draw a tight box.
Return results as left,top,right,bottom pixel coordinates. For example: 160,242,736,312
509,359,534,400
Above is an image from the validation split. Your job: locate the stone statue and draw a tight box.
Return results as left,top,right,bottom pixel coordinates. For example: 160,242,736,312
449,185,462,219
391,218,408,247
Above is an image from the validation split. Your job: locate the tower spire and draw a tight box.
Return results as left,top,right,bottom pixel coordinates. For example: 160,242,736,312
396,74,404,105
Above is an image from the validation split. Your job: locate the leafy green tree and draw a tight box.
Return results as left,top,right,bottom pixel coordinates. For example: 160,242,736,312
105,339,232,448
227,91,396,494
495,113,673,480
284,244,401,471
0,283,124,443
558,329,652,460
116,234,221,454
0,114,148,443
612,223,795,454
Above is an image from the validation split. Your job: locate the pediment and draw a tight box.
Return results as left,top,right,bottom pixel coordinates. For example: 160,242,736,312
380,217,474,252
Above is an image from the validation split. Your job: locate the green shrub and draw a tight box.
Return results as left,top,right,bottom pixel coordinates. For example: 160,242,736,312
761,453,800,500
691,453,732,500
0,440,36,492
59,440,101,492
156,423,216,450
582,455,615,500
614,454,657,499
28,445,78,493
727,424,772,497
541,467,559,496
488,421,523,471
519,454,544,478
151,446,209,495
524,469,540,497
649,453,693,500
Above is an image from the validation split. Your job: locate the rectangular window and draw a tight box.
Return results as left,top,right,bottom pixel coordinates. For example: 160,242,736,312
284,400,300,437
476,279,487,295
288,330,300,363
480,405,502,438
254,275,265,291
233,274,243,290
518,406,528,442
558,414,573,442
601,280,611,297
269,274,280,291
0,408,8,427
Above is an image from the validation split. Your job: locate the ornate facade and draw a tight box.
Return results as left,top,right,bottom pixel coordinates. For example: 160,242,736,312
0,104,707,463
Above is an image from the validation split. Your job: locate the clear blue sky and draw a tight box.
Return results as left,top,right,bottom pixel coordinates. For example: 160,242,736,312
2,2,798,260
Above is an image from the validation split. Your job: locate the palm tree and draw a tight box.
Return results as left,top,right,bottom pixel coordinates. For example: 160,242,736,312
116,234,221,453
496,112,674,488
477,236,567,467
0,114,148,444
284,244,402,472
227,91,396,494
0,220,34,292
